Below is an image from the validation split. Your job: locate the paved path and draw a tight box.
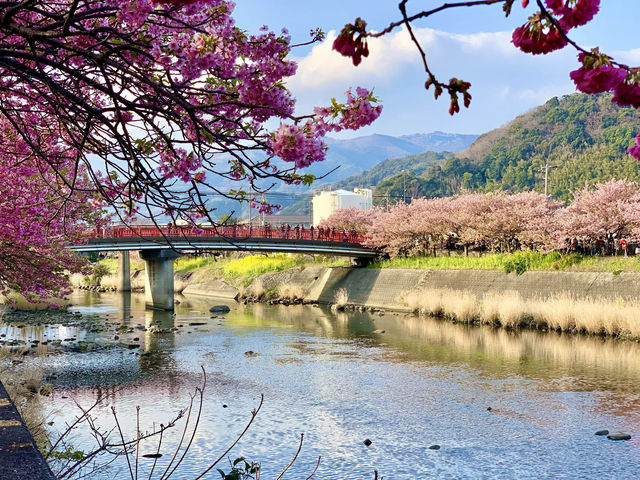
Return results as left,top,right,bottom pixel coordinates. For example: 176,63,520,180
0,381,56,480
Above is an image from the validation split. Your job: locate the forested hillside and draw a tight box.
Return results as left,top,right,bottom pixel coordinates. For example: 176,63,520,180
375,93,640,202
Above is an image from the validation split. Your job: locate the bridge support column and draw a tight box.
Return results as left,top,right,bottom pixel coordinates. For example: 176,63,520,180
118,251,131,292
352,256,374,267
140,249,181,310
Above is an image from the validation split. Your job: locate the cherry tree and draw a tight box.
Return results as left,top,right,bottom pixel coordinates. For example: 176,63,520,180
334,0,640,159
512,192,566,252
318,206,383,233
0,0,384,298
0,117,105,300
0,0,381,225
363,198,458,256
563,179,640,243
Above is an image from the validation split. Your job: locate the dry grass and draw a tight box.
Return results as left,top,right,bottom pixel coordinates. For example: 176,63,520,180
333,288,349,307
277,283,305,300
98,274,119,289
401,287,640,339
0,356,50,450
482,292,525,328
0,292,69,310
243,278,265,299
174,274,191,294
69,273,85,288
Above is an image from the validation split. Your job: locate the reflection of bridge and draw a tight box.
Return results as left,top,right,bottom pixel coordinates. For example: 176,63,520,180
69,225,377,311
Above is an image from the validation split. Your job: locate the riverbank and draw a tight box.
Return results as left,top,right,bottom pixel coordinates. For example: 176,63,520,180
73,253,640,340
181,265,640,339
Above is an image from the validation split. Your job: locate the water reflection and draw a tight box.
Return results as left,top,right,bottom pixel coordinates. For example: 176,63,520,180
181,295,640,392
4,291,640,479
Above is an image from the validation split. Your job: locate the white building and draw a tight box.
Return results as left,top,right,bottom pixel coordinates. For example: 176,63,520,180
311,188,373,226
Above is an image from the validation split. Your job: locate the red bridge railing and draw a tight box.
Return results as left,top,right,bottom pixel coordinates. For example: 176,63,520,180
88,225,367,244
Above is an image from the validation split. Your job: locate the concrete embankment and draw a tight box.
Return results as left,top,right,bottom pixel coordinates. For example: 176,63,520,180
182,267,640,310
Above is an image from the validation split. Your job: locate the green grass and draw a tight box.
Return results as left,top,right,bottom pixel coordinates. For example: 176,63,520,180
175,254,349,287
371,251,640,275
99,258,119,274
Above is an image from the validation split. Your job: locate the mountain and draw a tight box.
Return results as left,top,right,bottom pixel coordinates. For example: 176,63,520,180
241,131,477,217
332,150,450,191
374,93,640,202
300,131,477,184
398,132,479,152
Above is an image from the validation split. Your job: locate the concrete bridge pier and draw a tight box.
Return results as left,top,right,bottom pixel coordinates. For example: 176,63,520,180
140,249,181,310
118,251,131,291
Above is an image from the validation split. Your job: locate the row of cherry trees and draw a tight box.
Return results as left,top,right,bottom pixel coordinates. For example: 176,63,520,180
320,179,640,257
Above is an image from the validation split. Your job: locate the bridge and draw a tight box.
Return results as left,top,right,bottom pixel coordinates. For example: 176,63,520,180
70,225,378,310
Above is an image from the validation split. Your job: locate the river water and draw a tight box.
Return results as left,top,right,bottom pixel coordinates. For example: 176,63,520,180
3,290,640,479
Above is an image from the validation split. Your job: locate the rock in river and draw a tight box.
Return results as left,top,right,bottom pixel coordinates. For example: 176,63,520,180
594,430,609,436
209,305,231,314
607,433,631,441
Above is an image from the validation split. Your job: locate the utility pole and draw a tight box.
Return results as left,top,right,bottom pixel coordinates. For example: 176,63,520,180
541,163,556,197
403,170,407,203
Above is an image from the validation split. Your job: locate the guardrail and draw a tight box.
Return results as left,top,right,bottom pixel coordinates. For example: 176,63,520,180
88,225,368,244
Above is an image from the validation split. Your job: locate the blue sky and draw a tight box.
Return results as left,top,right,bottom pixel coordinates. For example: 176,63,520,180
232,1,639,138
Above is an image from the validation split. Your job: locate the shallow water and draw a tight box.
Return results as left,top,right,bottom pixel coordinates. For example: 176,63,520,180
4,291,640,479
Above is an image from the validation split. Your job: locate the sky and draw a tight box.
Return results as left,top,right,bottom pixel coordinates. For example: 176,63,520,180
232,1,640,138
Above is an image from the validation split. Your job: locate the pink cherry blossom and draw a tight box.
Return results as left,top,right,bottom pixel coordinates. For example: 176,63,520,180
613,81,640,109
569,63,626,94
512,23,567,55
627,135,640,161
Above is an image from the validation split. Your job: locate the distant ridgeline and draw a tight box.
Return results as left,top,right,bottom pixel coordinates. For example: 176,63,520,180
374,93,640,203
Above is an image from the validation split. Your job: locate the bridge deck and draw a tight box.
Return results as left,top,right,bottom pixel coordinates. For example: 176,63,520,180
70,225,378,257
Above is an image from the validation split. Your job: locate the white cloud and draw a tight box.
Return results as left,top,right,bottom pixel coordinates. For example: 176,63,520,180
289,27,516,90
288,29,416,89
434,30,515,56
612,48,640,65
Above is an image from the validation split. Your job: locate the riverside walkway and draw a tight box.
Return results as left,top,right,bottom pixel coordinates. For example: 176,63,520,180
0,382,56,480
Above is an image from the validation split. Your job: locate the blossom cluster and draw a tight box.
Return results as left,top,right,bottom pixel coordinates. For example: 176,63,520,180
512,0,599,55
567,52,640,158
269,87,382,168
332,17,369,66
509,1,640,160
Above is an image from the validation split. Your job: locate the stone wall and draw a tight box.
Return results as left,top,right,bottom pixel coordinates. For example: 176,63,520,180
181,267,640,311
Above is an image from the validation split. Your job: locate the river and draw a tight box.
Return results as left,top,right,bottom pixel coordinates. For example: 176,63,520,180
3,290,640,479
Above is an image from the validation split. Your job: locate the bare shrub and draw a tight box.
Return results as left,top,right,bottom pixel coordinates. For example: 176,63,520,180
245,278,265,298
333,288,349,308
278,283,304,300
174,274,191,294
98,273,119,289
